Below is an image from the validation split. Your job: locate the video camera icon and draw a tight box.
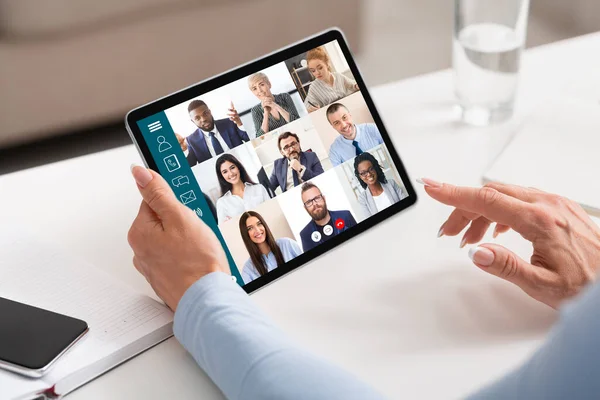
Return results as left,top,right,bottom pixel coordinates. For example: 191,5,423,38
171,175,190,187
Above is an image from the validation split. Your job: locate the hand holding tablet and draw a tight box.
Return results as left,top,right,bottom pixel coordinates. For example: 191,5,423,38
126,29,416,293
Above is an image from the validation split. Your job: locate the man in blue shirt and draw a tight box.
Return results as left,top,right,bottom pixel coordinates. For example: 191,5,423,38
298,182,357,252
269,132,324,193
326,103,384,167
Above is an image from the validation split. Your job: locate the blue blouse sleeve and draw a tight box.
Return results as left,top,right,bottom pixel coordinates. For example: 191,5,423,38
468,280,600,399
278,237,302,259
242,260,257,284
173,272,385,400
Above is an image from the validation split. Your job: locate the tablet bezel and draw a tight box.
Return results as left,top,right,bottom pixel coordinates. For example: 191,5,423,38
126,28,417,294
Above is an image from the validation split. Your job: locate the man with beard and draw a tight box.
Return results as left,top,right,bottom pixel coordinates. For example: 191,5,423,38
181,100,250,166
326,102,383,167
268,132,324,193
298,182,357,251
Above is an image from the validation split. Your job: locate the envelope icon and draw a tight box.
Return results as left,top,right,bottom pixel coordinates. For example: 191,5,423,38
180,190,197,205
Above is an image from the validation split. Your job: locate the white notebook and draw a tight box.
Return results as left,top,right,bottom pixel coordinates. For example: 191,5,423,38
0,227,174,400
483,96,600,217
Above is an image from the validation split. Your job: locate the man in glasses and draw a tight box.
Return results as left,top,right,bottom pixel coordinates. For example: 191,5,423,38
268,132,324,193
299,182,357,251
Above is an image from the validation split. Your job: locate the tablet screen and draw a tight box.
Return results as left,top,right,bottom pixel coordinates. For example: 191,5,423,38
127,30,415,292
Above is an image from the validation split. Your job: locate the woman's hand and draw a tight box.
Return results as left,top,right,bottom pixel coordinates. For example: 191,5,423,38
128,166,230,311
261,98,274,111
307,105,320,113
261,107,271,134
420,179,600,309
264,99,290,122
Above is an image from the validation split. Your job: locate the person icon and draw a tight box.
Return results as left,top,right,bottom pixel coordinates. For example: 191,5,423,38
157,136,172,153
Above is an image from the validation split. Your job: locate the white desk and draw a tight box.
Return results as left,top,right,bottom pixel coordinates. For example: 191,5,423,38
1,32,599,399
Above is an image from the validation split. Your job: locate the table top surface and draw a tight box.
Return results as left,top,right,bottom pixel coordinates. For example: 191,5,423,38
1,32,599,400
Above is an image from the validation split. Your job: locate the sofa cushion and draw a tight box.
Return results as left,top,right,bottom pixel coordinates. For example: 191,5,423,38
0,0,361,148
0,0,216,37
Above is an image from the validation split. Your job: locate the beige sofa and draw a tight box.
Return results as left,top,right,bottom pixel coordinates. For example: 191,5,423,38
0,0,362,148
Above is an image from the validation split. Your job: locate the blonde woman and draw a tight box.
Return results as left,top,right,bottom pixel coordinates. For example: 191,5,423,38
303,46,359,112
248,72,300,137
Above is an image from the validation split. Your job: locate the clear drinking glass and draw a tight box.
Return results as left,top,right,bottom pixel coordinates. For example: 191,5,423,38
453,0,530,126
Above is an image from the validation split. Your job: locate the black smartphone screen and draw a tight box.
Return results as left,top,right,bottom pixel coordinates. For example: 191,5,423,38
0,297,88,370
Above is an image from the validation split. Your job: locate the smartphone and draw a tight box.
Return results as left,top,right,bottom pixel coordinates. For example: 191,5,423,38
0,297,88,378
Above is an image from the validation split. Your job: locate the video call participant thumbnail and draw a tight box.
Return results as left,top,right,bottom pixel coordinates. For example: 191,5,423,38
215,154,270,224
326,103,383,167
239,211,302,284
269,132,325,193
354,152,407,217
182,100,249,166
248,72,300,137
303,46,359,112
299,182,357,252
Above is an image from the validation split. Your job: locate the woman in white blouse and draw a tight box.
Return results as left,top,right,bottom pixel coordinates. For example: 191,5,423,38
215,154,270,224
354,152,407,218
303,46,359,112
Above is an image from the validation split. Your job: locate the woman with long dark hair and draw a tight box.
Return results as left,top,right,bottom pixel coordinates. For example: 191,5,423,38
239,211,302,284
354,152,407,217
215,154,270,224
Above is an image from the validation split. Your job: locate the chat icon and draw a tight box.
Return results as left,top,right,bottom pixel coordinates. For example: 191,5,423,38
171,175,190,187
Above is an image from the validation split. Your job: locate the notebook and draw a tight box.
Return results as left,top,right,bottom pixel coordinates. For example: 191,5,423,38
0,227,174,400
483,95,600,217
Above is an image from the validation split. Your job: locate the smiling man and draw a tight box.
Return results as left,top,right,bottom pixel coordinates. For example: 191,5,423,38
325,103,383,167
183,100,250,166
269,132,324,193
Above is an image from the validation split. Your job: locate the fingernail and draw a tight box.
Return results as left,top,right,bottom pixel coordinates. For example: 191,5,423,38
492,225,499,239
437,223,445,238
416,178,442,188
460,236,467,248
468,246,495,267
131,164,153,187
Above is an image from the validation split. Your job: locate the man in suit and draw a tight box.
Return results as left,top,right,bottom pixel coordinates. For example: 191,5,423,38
181,100,250,166
299,182,357,252
269,132,324,193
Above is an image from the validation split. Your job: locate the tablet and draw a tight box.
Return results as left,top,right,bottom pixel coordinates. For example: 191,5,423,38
126,29,416,293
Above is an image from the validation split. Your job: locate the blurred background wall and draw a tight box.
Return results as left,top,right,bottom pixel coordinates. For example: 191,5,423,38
0,0,598,169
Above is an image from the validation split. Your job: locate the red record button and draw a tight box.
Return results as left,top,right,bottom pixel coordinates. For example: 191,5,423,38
335,218,345,230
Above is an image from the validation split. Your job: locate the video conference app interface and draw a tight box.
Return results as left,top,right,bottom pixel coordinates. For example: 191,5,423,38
137,40,409,286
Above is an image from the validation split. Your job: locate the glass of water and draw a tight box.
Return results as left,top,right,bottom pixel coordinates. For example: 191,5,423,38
453,0,530,125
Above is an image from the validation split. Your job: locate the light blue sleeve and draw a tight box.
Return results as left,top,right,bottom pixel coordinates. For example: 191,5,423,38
173,272,386,400
367,124,384,144
242,259,257,284
278,237,302,260
468,280,600,399
329,140,343,167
